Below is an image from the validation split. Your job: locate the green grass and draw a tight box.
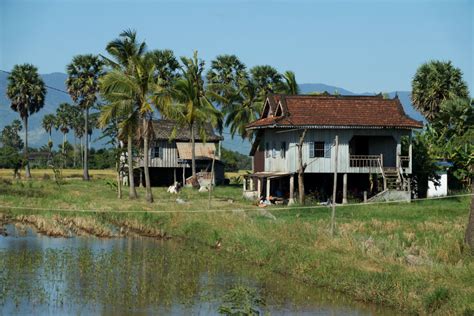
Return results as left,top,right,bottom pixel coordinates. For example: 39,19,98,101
0,178,472,315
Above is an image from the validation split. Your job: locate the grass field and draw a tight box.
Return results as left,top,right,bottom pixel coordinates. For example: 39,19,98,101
0,176,472,315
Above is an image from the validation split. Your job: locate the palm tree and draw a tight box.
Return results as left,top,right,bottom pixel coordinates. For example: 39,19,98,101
225,78,263,140
100,29,148,199
6,64,46,178
100,53,164,203
206,54,247,110
159,51,223,180
66,54,104,180
42,114,56,147
411,60,469,121
282,71,300,95
55,103,74,166
249,65,283,99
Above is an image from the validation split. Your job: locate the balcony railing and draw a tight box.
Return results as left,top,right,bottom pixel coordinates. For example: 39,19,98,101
349,155,381,168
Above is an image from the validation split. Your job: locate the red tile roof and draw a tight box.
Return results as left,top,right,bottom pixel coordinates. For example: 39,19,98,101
247,95,423,130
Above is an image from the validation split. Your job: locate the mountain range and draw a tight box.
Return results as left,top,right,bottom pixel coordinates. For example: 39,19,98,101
0,72,425,154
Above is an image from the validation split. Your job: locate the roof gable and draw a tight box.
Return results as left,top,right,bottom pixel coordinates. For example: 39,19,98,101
248,94,423,130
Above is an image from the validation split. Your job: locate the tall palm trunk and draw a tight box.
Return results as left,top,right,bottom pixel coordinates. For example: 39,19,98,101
62,132,66,169
83,108,90,180
116,137,122,199
23,116,31,179
73,136,77,168
190,123,196,178
127,135,137,199
143,118,153,203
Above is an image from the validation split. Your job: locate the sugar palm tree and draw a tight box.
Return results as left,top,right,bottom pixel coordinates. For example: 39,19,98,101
411,60,469,121
66,54,104,180
282,70,300,95
206,54,247,110
55,103,74,162
42,114,56,147
158,51,223,180
249,65,283,99
6,64,46,178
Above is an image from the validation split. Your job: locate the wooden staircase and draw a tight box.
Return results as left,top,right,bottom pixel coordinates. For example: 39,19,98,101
383,167,400,190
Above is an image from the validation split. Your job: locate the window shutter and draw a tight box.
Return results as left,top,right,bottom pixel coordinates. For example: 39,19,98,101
324,142,331,158
150,147,155,158
309,142,315,158
159,146,164,159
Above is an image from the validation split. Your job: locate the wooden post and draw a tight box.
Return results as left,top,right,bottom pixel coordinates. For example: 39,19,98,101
182,164,185,186
408,143,413,173
407,178,411,203
289,174,295,205
266,178,271,201
331,135,339,237
243,177,247,191
380,153,387,191
208,149,216,209
174,168,177,184
363,191,368,203
297,129,308,204
342,173,348,204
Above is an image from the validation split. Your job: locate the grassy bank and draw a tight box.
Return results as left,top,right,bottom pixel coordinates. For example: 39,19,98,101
0,178,472,315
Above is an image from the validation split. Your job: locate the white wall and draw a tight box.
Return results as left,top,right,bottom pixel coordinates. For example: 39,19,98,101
427,173,448,197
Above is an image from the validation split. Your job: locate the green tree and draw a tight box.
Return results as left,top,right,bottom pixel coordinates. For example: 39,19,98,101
66,54,104,180
411,60,469,121
6,64,46,178
0,120,24,178
225,78,263,140
42,114,56,149
100,29,148,199
249,65,283,99
159,51,223,180
282,70,300,95
55,103,74,167
206,54,247,109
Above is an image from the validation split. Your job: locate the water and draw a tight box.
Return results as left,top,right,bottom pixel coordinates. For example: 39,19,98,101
0,224,395,315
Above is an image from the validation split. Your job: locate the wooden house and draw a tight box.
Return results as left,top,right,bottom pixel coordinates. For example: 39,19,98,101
243,94,423,203
135,119,225,186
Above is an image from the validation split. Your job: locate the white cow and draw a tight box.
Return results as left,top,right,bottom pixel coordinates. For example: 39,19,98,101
167,182,181,194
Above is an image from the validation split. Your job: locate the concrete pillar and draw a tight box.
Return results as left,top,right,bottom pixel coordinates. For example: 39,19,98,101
289,174,295,205
342,173,348,204
243,177,247,191
266,178,271,200
396,142,402,169
249,178,254,191
257,178,262,197
363,191,368,203
408,143,413,172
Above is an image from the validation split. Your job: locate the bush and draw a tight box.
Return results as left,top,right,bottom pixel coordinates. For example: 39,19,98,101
424,287,450,313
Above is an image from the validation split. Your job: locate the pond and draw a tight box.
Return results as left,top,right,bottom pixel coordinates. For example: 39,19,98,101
0,224,395,315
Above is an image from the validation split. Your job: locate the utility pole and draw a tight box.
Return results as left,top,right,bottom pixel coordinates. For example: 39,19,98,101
331,135,339,237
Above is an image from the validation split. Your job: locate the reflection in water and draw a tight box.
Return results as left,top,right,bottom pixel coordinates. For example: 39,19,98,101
0,225,393,315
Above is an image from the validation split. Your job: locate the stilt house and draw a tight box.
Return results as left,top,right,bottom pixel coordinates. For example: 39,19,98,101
243,94,423,203
135,119,225,186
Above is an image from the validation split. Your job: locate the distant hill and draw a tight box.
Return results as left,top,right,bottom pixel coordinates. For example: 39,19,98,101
0,72,425,154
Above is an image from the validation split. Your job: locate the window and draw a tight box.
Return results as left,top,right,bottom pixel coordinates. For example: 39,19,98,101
280,142,286,158
272,142,277,158
309,141,327,158
152,146,162,158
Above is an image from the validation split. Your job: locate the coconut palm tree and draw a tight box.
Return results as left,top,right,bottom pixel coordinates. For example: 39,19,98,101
6,64,46,178
411,60,469,121
225,78,263,140
66,54,104,180
100,53,165,203
100,29,148,199
158,51,223,180
282,70,300,95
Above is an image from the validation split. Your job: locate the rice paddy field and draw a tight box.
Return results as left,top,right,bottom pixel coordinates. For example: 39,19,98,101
0,171,472,315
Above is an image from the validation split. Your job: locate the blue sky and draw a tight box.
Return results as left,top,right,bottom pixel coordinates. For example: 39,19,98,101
1,0,472,93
